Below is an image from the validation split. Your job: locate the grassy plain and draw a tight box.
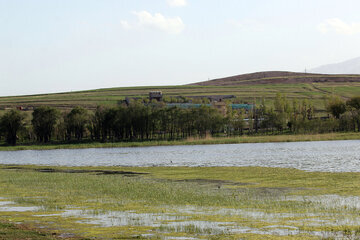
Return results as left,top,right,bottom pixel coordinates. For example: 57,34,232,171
1,82,360,111
1,165,360,239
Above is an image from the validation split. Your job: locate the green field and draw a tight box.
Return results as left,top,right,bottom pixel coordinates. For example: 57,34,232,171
1,82,360,111
0,221,63,240
1,165,360,239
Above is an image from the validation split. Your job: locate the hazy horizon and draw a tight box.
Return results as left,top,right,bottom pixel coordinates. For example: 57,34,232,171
2,0,360,97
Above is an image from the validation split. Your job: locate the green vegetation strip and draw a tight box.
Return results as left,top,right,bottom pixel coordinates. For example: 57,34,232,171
1,165,360,239
0,221,57,240
1,132,360,151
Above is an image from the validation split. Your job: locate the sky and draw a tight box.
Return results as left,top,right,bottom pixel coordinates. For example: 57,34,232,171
1,0,360,96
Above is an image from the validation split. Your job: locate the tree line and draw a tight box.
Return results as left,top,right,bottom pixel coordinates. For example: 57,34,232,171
0,95,359,146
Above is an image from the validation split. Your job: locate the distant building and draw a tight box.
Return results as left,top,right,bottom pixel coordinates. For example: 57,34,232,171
208,95,235,102
149,91,163,101
122,91,252,117
184,95,236,102
231,104,254,111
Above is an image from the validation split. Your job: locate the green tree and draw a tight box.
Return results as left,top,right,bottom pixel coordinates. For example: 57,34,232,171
346,96,360,131
230,109,245,135
0,110,25,145
272,93,290,132
326,96,346,119
65,107,89,141
89,106,106,141
347,96,360,110
32,106,59,143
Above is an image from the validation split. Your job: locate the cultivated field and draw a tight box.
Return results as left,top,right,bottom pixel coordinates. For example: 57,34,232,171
1,71,360,111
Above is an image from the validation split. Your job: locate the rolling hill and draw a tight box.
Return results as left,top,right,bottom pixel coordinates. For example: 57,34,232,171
189,71,360,86
0,71,360,111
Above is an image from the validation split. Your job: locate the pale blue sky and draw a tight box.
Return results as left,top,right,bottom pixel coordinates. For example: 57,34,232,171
1,0,360,96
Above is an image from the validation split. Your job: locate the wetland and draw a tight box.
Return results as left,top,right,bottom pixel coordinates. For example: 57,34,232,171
1,140,360,239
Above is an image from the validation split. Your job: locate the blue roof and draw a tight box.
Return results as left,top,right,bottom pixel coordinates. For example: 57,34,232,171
231,104,254,110
166,103,254,110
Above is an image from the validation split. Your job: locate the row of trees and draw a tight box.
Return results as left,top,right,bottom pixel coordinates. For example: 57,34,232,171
0,104,225,145
0,95,359,145
226,94,360,135
256,95,360,133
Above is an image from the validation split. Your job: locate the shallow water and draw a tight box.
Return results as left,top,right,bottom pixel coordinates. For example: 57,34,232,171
0,200,39,212
1,196,358,238
61,209,187,227
30,204,356,238
0,140,360,172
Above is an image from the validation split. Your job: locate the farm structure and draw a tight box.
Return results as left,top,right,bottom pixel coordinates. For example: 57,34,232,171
149,91,163,101
181,95,236,102
123,92,254,116
166,103,254,111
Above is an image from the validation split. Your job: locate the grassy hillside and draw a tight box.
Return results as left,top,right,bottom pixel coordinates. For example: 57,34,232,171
190,71,360,86
1,72,360,111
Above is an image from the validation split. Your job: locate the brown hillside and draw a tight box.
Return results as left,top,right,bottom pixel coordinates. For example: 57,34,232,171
189,71,360,86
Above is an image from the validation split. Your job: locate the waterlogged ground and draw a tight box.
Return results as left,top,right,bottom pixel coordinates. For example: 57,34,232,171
1,166,360,239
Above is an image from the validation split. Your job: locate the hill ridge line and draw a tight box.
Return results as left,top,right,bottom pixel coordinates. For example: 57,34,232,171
189,71,360,86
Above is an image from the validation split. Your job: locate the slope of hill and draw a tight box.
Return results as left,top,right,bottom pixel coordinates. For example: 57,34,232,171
310,57,360,74
0,71,360,111
189,71,360,86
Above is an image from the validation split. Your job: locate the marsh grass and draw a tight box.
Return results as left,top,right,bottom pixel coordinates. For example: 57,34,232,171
1,166,360,239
